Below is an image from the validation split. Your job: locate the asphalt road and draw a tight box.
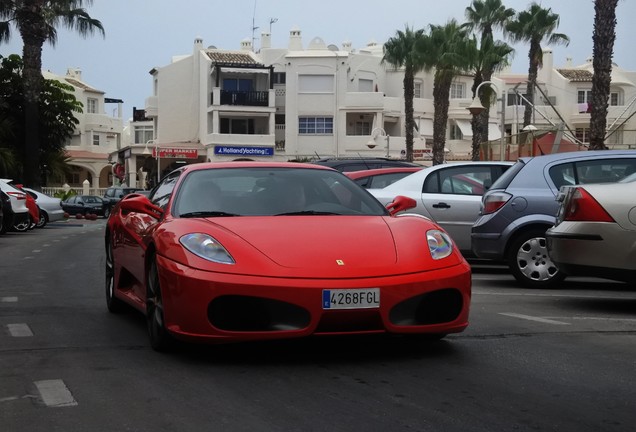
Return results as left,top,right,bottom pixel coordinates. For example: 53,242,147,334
1,220,635,432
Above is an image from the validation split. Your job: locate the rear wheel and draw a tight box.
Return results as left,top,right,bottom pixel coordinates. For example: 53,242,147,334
36,210,47,228
13,215,30,232
105,237,126,313
104,206,111,218
507,229,565,288
147,255,175,351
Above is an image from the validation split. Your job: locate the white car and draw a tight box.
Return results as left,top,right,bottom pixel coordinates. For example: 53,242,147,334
23,188,65,227
0,179,30,232
368,162,513,257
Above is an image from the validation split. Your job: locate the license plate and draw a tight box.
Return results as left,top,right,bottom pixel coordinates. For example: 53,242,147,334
322,288,380,310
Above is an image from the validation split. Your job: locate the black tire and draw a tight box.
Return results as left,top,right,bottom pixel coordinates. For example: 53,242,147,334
36,210,47,228
146,255,175,351
507,229,565,288
13,215,30,232
104,206,111,218
105,237,126,313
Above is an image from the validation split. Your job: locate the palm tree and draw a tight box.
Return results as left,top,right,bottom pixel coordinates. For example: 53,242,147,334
464,0,515,42
465,35,514,161
382,25,427,162
506,2,569,127
588,0,619,150
417,20,470,165
0,0,104,188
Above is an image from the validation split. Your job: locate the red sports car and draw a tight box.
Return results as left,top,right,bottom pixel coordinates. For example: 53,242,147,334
105,162,471,350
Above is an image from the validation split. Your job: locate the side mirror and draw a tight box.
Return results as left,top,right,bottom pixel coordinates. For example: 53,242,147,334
386,195,417,216
118,194,164,219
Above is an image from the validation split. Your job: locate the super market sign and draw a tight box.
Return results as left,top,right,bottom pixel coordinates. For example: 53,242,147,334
214,146,274,157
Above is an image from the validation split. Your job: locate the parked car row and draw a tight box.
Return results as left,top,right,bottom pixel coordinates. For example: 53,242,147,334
0,179,65,234
345,151,636,288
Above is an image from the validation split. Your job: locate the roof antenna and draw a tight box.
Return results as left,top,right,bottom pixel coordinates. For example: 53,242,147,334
251,1,259,50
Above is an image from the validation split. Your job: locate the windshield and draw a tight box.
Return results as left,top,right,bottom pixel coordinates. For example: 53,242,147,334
173,167,389,217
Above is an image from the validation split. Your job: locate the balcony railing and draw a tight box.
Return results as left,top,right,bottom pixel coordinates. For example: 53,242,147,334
215,90,269,107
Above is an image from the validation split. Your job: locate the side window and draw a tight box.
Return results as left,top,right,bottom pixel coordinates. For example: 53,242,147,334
575,158,636,184
437,166,496,195
150,170,181,209
423,172,440,193
548,163,576,189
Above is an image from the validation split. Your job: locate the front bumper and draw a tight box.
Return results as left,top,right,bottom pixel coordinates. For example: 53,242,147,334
156,255,472,344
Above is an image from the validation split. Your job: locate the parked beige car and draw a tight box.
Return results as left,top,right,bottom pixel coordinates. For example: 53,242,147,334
546,173,636,285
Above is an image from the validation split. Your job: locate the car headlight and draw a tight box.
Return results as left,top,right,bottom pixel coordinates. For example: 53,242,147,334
180,233,235,265
427,230,453,260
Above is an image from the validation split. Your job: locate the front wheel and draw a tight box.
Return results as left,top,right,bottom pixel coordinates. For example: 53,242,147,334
105,237,126,313
146,255,175,351
104,206,111,218
507,229,565,288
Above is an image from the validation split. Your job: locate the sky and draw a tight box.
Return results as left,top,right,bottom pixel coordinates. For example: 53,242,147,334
1,0,635,120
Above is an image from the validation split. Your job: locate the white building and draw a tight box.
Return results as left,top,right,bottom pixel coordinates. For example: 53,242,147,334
43,68,124,188
116,29,636,187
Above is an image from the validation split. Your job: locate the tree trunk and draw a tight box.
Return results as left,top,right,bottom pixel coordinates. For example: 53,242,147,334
19,0,47,189
523,40,540,128
589,0,618,150
403,65,415,162
432,72,452,165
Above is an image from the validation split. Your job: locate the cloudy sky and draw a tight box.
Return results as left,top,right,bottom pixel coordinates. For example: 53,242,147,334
1,0,634,119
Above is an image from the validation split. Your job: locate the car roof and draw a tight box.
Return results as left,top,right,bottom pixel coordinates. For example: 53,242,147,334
519,149,636,164
181,161,336,174
344,167,423,179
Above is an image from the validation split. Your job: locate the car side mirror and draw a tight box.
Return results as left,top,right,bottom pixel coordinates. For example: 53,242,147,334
386,195,417,216
118,194,164,219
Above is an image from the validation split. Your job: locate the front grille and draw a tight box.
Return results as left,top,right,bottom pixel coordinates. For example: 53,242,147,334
389,288,463,326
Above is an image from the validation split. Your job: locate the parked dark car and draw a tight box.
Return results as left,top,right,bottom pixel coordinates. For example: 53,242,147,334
471,150,636,288
103,186,145,217
61,195,107,216
311,157,422,172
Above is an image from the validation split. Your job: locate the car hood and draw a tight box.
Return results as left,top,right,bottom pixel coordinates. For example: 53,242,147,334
158,216,460,278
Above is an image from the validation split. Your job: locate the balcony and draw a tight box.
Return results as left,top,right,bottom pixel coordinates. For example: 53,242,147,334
213,90,269,107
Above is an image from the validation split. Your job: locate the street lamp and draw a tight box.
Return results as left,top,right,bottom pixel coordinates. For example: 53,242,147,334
142,139,160,184
367,127,390,157
467,80,506,161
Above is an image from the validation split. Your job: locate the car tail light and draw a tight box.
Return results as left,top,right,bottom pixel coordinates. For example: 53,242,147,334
482,192,511,215
562,187,614,222
6,191,26,200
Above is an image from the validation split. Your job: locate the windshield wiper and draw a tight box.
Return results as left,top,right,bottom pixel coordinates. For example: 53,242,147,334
274,211,340,216
180,211,239,218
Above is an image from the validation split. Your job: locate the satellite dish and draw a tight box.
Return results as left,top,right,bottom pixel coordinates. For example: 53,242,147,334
328,44,339,52
208,45,217,49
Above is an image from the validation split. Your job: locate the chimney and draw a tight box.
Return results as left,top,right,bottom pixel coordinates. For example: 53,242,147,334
288,25,303,51
241,38,252,51
342,41,352,53
542,49,553,71
66,68,82,81
261,31,271,50
566,57,573,67
194,36,203,52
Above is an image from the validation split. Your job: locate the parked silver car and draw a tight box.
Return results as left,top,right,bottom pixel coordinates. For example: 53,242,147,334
471,150,636,288
23,188,65,227
545,173,636,285
369,161,513,256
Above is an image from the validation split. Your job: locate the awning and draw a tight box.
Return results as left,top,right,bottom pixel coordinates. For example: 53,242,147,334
417,118,434,136
221,67,270,74
488,122,502,140
454,119,473,138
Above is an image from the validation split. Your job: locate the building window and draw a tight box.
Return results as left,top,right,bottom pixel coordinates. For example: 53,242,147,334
223,78,252,91
220,118,255,134
134,126,154,144
358,79,373,92
414,81,422,98
299,116,333,134
577,90,592,104
450,82,465,99
87,98,98,114
273,72,286,85
449,124,463,140
354,121,371,136
575,127,589,143
610,92,620,106
93,133,100,146
298,75,334,93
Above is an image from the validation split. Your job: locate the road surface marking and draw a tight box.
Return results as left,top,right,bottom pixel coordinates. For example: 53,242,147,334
7,323,34,337
1,297,18,303
34,380,78,407
474,290,636,300
499,313,570,325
